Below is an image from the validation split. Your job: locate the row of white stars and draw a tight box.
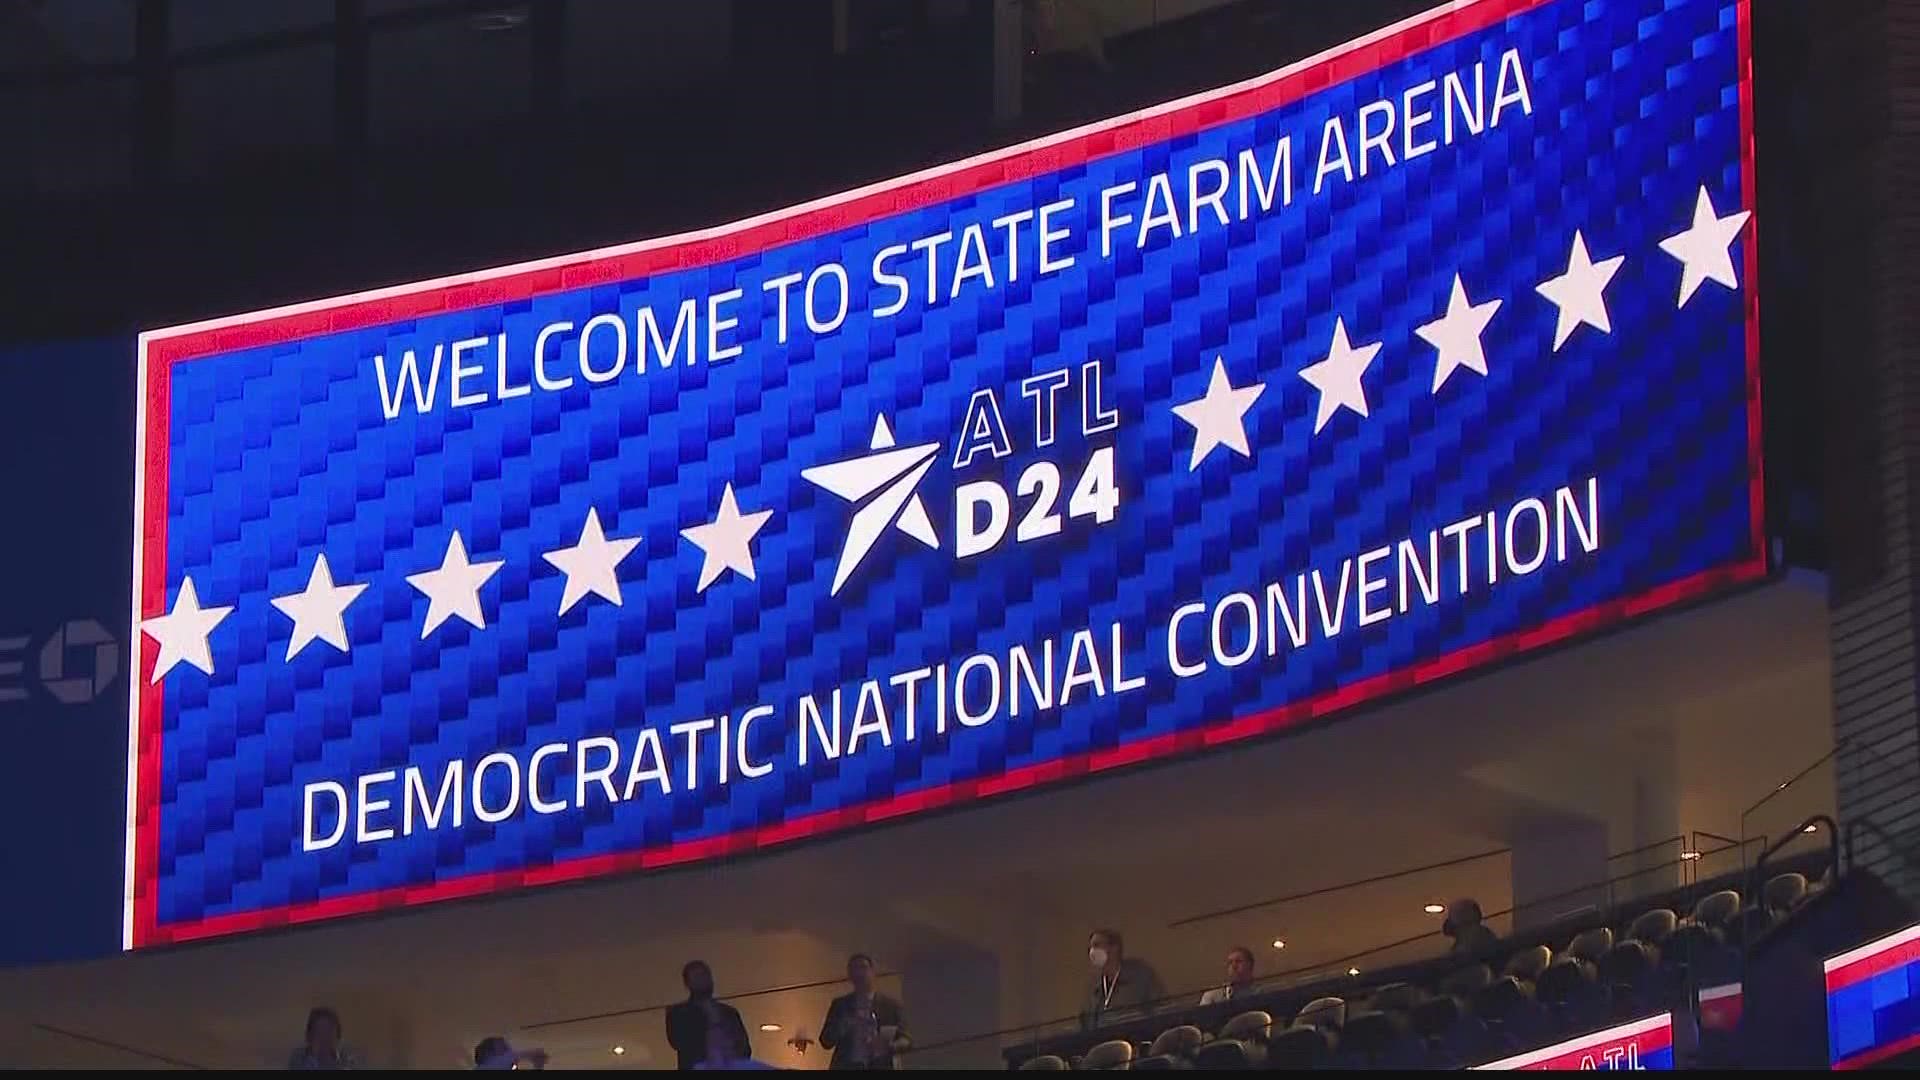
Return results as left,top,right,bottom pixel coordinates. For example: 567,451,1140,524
142,186,1749,681
1171,185,1752,469
141,488,774,681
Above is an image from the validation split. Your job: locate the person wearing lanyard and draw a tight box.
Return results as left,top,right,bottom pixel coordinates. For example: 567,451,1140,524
1199,945,1257,1005
1080,929,1167,1030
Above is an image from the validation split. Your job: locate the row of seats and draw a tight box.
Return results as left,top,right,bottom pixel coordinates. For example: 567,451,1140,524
1009,865,1831,1070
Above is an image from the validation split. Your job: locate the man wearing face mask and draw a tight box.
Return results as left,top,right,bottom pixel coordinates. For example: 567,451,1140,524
1080,929,1166,1030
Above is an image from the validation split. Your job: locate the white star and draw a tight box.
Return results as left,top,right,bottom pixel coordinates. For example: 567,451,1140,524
1658,186,1752,308
681,484,775,592
1297,317,1383,433
541,508,641,616
406,531,505,638
1415,275,1503,394
140,576,233,683
270,554,367,660
1170,357,1267,470
1535,231,1625,351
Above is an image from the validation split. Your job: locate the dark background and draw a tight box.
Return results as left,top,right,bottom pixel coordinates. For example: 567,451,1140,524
0,0,1840,965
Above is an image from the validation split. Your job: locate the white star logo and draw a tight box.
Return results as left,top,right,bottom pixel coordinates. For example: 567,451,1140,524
140,575,233,682
1536,231,1625,351
406,531,505,638
270,553,367,660
1415,275,1502,394
681,483,775,593
541,508,641,616
1170,356,1267,470
1658,186,1752,308
1297,317,1383,433
801,415,941,597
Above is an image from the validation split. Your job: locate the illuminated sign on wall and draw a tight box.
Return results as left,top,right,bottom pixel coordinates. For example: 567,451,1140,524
1474,1014,1675,1070
127,0,1762,946
1827,923,1920,1069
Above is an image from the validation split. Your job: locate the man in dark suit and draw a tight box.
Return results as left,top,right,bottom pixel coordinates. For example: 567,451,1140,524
815,953,910,1070
665,960,754,1070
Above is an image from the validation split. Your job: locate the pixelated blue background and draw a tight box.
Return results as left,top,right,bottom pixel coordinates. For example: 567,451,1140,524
150,0,1755,932
1830,954,1920,1066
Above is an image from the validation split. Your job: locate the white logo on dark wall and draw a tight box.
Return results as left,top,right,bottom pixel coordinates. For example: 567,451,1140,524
0,619,121,706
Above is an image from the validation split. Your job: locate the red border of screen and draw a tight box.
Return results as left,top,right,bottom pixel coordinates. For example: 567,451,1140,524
127,0,1764,948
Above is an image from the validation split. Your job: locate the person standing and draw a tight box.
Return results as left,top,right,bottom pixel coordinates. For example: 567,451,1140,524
287,1006,361,1070
1442,899,1500,958
1080,929,1166,1030
811,953,910,1070
1199,945,1257,1006
666,961,753,1071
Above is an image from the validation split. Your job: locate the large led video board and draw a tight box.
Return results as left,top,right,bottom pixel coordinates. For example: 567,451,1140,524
127,0,1762,946
1827,923,1920,1070
1473,1013,1675,1070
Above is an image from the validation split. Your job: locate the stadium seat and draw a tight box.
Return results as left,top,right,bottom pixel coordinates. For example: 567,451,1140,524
1503,944,1553,982
1365,981,1425,1014
1187,1011,1271,1070
1439,963,1493,998
1474,974,1551,1045
1626,907,1678,949
1599,938,1656,984
1217,1010,1272,1045
1411,993,1462,1040
1534,956,1592,1005
1189,1038,1251,1070
1472,974,1532,1018
1078,1039,1135,1070
1691,889,1742,928
1339,1009,1397,1051
1536,955,1607,1032
1565,927,1613,964
1662,922,1726,974
1337,1008,1425,1068
1133,1024,1202,1068
1763,872,1807,915
1295,996,1347,1032
1019,1054,1069,1070
1264,1024,1333,1068
1722,905,1774,948
1145,1025,1203,1058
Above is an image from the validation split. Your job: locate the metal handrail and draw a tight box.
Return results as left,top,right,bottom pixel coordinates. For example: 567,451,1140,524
1753,813,1839,897
1167,846,1508,928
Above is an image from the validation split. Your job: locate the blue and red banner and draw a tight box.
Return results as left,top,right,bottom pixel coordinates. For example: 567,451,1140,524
128,0,1762,946
1827,923,1920,1069
1474,1014,1676,1070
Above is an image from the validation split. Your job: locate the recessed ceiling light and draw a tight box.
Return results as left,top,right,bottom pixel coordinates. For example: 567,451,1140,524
1271,939,1286,949
759,1023,783,1032
611,1045,626,1056
1347,966,1360,976
1424,903,1446,914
